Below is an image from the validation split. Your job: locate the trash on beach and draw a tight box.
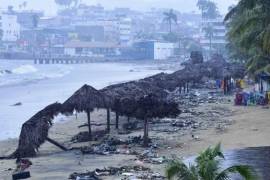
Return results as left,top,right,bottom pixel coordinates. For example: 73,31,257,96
12,171,31,180
80,136,146,155
69,165,165,180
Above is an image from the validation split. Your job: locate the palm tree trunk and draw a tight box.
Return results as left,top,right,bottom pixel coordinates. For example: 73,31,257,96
169,20,172,33
115,111,119,129
86,110,92,140
210,36,212,57
106,108,110,132
143,118,149,147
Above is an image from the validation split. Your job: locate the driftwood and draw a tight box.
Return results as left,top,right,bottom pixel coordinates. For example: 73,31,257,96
46,137,68,151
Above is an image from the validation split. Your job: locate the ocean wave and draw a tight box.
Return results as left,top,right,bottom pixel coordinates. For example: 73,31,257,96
12,65,38,74
0,64,72,87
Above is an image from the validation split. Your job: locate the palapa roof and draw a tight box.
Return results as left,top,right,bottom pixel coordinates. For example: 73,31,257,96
62,84,110,114
11,102,62,158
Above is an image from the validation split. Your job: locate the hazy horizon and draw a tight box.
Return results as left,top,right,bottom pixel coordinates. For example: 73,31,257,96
0,0,238,16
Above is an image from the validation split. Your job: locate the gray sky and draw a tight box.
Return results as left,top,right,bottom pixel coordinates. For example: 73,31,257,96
0,0,238,16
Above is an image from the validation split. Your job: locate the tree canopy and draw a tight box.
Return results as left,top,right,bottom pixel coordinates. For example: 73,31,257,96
197,0,219,19
225,0,270,75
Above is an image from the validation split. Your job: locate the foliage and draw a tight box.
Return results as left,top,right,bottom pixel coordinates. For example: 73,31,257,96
55,0,74,7
197,0,219,19
166,143,257,180
203,24,215,54
163,9,178,33
225,0,270,75
163,32,178,43
32,14,39,28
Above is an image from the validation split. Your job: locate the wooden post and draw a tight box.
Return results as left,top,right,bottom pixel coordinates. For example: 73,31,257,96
115,111,119,129
187,82,189,93
86,110,92,140
127,116,130,123
106,108,110,132
46,137,68,151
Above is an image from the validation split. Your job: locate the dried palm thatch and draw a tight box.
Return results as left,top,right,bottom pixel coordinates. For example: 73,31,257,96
61,84,111,140
128,94,180,146
62,84,109,113
9,102,62,158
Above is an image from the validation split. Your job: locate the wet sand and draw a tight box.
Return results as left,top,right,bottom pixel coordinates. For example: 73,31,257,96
0,98,270,179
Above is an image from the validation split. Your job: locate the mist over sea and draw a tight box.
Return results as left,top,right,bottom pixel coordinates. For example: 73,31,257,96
0,60,169,140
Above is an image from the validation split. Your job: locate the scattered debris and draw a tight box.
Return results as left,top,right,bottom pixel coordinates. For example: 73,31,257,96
11,102,22,106
72,130,107,143
69,166,165,180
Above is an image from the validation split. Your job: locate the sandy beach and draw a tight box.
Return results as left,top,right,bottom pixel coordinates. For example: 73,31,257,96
0,92,269,179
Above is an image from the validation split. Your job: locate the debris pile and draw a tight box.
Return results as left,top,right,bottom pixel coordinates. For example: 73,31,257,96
80,136,147,155
69,166,165,180
72,130,108,143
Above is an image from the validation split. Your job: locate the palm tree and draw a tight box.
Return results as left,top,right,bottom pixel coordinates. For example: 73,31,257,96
166,143,257,180
197,0,209,18
55,0,73,8
197,0,219,19
163,9,178,33
203,24,215,56
23,1,27,9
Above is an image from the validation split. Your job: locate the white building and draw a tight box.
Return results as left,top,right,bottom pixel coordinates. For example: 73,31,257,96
0,13,20,42
200,18,226,52
118,18,132,45
133,41,175,60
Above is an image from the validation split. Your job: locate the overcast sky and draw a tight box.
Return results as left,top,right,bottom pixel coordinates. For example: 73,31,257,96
0,0,238,16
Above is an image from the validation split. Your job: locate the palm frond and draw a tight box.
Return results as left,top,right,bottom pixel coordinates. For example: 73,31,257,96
216,165,257,180
166,160,198,180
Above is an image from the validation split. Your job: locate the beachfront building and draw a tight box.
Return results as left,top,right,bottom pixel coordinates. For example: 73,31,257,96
64,40,122,57
133,40,175,60
200,17,227,54
0,12,21,42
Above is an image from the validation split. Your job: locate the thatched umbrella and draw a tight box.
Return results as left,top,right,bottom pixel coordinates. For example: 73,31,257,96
125,94,180,146
61,84,110,140
101,80,169,129
10,102,62,158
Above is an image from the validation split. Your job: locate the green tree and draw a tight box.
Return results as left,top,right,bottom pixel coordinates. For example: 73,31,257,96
224,0,270,75
166,143,257,180
197,0,219,19
203,24,215,55
55,0,73,8
197,0,209,18
32,14,39,28
163,9,178,33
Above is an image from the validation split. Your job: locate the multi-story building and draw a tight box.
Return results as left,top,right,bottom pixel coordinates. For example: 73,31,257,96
0,12,20,42
118,17,132,45
15,10,43,29
200,17,227,53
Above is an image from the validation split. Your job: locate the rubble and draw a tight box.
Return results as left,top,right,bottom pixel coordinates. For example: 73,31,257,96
72,130,107,143
69,166,165,180
80,136,146,155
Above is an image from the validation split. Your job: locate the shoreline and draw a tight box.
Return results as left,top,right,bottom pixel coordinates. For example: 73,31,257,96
1,89,270,179
0,60,175,140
